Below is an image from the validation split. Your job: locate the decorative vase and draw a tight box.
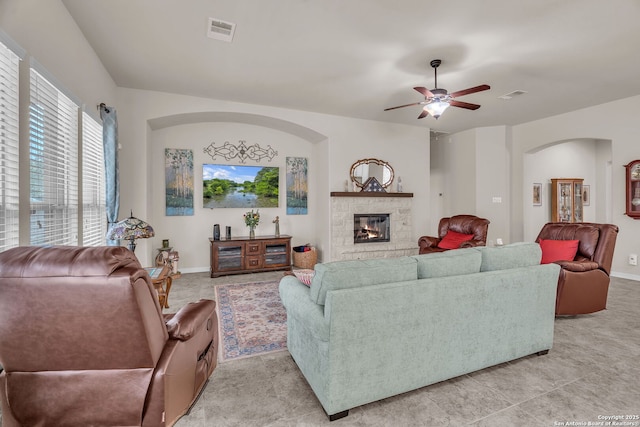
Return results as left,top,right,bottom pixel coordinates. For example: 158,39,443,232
249,226,255,239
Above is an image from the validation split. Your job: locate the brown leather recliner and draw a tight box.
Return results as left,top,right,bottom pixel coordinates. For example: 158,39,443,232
535,222,618,316
0,246,218,426
418,215,490,254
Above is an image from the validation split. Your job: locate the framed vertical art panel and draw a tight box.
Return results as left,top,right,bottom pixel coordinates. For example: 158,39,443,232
286,157,308,215
533,183,542,206
165,148,194,216
582,185,590,206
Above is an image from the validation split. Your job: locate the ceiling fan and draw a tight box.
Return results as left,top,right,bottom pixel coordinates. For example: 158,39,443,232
384,59,490,119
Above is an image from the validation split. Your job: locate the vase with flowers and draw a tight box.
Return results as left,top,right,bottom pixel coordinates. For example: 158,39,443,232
244,209,260,239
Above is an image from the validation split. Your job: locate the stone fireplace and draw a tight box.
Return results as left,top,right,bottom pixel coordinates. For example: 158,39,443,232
330,192,418,261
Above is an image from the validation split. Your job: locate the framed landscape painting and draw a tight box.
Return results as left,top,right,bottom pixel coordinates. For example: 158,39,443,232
202,164,279,208
165,149,194,216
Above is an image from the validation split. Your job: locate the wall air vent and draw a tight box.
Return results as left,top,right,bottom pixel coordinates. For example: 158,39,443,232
498,90,527,100
207,18,236,42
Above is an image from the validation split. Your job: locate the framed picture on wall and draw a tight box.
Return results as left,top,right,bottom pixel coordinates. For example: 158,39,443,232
165,148,194,216
533,183,542,206
583,185,590,206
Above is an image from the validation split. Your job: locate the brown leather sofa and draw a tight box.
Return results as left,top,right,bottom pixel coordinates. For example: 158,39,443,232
0,246,218,426
418,214,490,254
535,222,619,316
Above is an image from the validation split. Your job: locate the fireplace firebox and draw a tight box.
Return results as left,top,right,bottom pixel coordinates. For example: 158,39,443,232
354,214,390,243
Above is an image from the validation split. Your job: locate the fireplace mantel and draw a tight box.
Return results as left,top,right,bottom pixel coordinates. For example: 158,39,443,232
330,192,413,198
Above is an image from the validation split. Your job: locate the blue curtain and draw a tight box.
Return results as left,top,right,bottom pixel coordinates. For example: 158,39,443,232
100,105,120,246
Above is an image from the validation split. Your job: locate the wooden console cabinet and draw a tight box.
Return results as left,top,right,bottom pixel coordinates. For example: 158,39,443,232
209,235,292,278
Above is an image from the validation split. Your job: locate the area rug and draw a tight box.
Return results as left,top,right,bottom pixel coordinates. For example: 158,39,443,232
215,280,287,362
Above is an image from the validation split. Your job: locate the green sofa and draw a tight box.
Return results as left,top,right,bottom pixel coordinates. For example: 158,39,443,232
279,242,560,420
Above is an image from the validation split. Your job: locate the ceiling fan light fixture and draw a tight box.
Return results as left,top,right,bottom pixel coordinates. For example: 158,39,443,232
384,59,489,120
423,100,450,119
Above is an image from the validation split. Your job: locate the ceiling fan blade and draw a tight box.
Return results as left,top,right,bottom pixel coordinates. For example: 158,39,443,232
414,87,434,98
449,84,490,98
384,101,424,111
449,100,481,110
417,110,429,119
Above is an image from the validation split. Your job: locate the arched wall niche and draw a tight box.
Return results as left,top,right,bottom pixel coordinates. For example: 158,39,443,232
145,111,330,271
523,137,612,241
147,111,328,144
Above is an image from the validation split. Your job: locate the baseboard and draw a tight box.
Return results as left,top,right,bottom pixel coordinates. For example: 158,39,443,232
180,266,210,274
611,271,640,282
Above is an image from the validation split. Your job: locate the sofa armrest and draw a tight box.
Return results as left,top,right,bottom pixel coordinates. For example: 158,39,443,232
460,239,486,248
418,235,440,249
279,276,329,341
554,260,600,273
164,299,216,341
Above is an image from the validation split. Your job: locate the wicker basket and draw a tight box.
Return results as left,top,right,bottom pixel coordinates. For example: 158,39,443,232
293,247,317,269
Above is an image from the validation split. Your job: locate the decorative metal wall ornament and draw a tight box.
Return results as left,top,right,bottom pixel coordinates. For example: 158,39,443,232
203,140,278,164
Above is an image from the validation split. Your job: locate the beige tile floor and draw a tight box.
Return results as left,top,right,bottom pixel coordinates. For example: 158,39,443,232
169,273,640,427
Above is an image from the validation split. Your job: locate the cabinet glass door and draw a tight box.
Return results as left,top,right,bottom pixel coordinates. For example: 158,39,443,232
217,244,243,270
558,183,572,222
626,161,640,218
264,243,287,266
573,182,583,222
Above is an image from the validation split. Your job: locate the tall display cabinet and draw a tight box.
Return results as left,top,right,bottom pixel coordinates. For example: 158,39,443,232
624,160,640,219
551,178,583,223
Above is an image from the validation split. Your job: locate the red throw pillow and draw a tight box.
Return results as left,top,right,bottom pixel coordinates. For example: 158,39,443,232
539,239,579,264
437,230,474,250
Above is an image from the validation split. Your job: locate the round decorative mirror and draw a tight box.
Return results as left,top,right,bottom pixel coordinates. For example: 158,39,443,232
350,158,394,190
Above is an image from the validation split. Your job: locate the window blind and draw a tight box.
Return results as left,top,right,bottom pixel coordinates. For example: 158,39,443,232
29,68,79,246
82,111,106,246
0,41,20,252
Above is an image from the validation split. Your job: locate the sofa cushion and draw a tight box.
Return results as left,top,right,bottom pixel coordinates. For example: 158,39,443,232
478,242,542,271
411,248,481,279
539,239,579,264
437,230,474,249
310,257,417,305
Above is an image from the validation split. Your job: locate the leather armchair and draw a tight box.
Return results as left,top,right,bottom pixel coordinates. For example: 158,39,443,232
535,222,618,316
418,215,490,254
0,246,218,426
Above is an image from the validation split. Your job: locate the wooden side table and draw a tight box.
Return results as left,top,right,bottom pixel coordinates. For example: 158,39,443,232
145,265,172,309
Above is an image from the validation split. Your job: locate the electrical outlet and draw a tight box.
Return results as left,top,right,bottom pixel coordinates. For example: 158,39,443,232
496,238,504,246
629,254,638,266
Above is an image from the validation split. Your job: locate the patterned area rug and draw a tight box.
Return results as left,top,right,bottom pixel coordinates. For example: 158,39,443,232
215,280,287,362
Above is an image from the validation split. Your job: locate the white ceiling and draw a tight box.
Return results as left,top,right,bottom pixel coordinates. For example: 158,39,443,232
62,0,640,134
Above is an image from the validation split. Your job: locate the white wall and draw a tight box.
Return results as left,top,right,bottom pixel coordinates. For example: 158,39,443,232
523,139,605,241
149,122,314,271
6,0,638,280
116,88,431,269
1,1,430,270
0,0,117,116
512,96,640,279
431,126,510,246
443,130,477,215
474,126,510,246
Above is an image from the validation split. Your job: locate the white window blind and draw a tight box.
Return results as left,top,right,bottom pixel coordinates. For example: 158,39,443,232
82,112,106,246
0,41,20,252
29,69,79,246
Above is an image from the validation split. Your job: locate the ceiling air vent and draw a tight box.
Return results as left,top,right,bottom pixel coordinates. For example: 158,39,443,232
207,18,236,42
498,90,527,100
